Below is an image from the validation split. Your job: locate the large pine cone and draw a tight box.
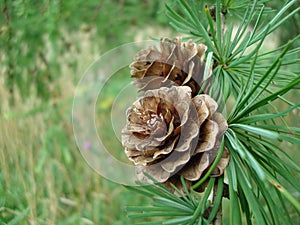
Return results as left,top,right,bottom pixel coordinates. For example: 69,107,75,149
122,86,229,191
130,38,211,97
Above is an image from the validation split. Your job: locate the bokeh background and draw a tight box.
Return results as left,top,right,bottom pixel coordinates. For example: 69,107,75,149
0,0,299,224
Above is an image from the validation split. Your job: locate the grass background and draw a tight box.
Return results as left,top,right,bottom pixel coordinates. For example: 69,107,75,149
0,1,173,224
0,0,299,224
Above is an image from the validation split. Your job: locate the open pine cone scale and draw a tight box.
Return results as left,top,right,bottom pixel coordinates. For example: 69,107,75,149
122,37,229,193
130,37,210,97
122,85,229,190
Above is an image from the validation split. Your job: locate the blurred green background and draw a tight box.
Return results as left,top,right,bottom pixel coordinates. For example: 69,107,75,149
0,0,299,224
0,1,173,224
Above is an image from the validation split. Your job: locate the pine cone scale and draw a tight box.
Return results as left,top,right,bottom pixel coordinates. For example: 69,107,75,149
130,38,211,96
122,38,229,193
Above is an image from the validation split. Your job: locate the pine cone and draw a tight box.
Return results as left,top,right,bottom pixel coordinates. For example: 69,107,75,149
130,37,211,97
121,86,229,191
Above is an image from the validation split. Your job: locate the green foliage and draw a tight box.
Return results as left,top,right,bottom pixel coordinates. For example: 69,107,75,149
0,107,150,225
0,0,168,105
166,0,299,103
225,46,300,224
126,175,220,225
128,0,300,224
1,0,299,224
0,0,170,224
266,0,300,48
6,208,30,225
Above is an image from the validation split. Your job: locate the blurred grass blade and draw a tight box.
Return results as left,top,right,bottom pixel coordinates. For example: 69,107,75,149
8,208,30,225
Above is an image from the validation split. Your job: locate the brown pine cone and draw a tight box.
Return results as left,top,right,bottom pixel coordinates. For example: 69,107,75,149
129,37,211,97
121,86,229,192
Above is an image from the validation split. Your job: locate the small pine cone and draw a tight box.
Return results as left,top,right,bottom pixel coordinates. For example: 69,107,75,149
122,86,229,192
129,37,211,97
